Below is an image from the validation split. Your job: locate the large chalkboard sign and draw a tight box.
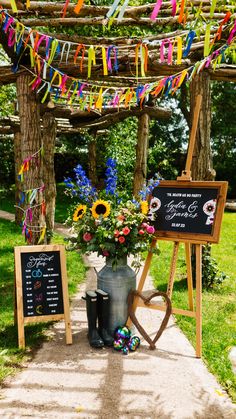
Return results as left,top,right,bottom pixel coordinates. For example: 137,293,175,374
14,244,72,348
149,181,227,243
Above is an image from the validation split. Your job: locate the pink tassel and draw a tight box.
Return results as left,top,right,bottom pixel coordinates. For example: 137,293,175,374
167,41,173,65
227,20,236,45
150,0,162,21
171,0,177,16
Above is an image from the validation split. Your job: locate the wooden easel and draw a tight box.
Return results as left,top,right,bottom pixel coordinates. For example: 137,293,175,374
127,95,205,357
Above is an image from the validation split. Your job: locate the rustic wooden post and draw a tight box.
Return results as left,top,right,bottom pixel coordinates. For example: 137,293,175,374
88,133,98,187
42,112,57,243
133,113,150,197
13,130,23,225
190,72,215,181
16,74,45,245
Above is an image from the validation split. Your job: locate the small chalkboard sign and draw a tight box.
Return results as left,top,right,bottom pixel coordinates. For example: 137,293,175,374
149,181,227,243
14,244,72,348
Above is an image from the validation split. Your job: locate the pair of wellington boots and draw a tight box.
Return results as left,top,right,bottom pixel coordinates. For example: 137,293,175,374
85,289,114,348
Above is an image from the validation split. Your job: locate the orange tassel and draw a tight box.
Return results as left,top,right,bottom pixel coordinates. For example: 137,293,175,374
178,0,185,24
74,0,84,15
62,0,70,18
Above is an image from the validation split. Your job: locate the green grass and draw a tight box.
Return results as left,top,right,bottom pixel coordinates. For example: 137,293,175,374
150,212,236,402
0,218,86,384
0,186,15,214
0,184,72,224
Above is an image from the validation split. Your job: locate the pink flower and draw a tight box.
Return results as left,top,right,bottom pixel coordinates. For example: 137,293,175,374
83,232,93,242
103,250,110,257
118,236,125,243
141,223,148,229
146,225,155,234
114,230,120,237
122,226,130,235
138,229,145,235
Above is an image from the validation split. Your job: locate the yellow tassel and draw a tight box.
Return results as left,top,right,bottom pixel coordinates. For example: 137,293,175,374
102,47,108,76
30,48,35,67
87,46,96,78
95,88,103,111
176,69,188,88
176,36,182,65
204,24,211,57
38,227,46,244
10,0,18,13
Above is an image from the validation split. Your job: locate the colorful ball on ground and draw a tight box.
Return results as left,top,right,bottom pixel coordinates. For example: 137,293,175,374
128,336,140,351
114,326,131,341
122,345,129,355
113,338,125,351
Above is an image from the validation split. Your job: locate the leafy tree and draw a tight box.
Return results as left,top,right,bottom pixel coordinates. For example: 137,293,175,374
149,97,189,180
0,83,16,186
211,81,236,197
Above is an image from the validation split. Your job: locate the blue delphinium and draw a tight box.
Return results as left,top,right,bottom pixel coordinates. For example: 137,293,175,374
138,174,161,200
64,164,97,203
74,164,97,203
105,158,118,197
64,177,77,196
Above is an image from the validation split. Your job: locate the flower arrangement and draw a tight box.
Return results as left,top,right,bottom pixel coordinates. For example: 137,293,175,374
64,158,160,267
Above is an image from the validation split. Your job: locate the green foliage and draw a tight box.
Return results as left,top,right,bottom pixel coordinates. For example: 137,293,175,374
55,133,89,181
211,81,236,198
0,84,16,116
97,117,138,196
148,97,188,180
191,244,228,289
0,138,14,185
0,83,16,186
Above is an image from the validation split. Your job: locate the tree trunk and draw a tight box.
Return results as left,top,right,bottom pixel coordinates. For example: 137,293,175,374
14,131,23,225
189,72,215,284
133,113,150,197
190,72,215,181
88,136,98,187
42,112,57,244
16,74,45,245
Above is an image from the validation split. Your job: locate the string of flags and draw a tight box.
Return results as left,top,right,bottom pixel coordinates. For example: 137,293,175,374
1,8,235,113
22,36,235,112
6,0,233,25
17,148,46,244
0,8,234,81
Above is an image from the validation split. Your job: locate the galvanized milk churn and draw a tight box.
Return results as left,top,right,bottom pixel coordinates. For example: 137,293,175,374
97,256,136,335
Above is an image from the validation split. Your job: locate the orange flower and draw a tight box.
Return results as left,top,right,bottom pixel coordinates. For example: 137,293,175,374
117,214,125,222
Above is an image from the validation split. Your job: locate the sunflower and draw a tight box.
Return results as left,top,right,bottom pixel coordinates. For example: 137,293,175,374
140,200,149,215
73,204,87,221
91,200,111,219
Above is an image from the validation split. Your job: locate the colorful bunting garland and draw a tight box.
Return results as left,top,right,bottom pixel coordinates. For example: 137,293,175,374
1,7,236,113
17,148,46,244
1,8,234,82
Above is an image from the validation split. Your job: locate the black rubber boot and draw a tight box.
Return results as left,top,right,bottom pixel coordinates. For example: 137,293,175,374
96,289,114,347
85,291,104,348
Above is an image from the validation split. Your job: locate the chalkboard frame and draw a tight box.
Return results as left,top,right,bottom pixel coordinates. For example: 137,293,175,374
149,180,228,243
14,244,72,348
